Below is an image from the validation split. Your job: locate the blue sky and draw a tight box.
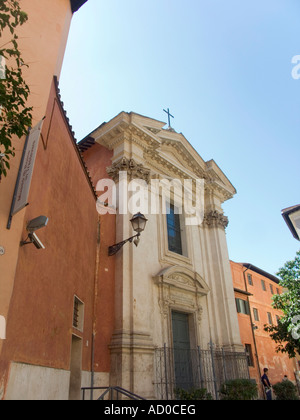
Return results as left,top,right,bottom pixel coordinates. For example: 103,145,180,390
60,0,300,276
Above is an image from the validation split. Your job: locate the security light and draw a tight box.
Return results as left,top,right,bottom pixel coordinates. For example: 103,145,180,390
26,215,49,233
20,215,48,250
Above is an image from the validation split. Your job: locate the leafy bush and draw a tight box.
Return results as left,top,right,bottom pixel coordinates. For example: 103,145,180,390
220,379,258,400
273,380,299,400
175,387,213,400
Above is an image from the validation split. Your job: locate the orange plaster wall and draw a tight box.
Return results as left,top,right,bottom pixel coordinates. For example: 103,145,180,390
82,145,116,373
231,261,297,387
0,0,73,361
0,80,98,390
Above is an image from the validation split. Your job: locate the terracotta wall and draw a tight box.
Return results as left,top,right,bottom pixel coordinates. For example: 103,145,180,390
81,144,116,374
0,0,73,364
231,261,297,389
0,79,98,396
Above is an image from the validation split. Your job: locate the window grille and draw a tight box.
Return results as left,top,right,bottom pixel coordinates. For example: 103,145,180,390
73,296,84,331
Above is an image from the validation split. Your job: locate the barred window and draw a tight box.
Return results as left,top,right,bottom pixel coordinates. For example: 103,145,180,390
73,296,84,331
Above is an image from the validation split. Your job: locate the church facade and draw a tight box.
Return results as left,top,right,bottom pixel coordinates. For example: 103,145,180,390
80,112,245,399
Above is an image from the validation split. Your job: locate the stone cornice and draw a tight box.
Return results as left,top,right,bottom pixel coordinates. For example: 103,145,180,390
144,148,206,181
206,180,235,202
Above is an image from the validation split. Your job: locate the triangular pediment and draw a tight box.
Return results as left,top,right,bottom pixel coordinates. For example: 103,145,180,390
86,111,236,201
129,116,208,179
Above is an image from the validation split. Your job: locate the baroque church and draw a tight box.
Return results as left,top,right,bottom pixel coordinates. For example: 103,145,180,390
79,112,245,399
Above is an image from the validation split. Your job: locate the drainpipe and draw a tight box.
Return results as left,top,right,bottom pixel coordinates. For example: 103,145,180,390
242,265,264,397
91,215,101,400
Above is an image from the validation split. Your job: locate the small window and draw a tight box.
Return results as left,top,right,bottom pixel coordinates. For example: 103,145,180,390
236,298,250,315
261,280,266,291
253,308,259,322
73,296,84,331
270,284,274,294
247,274,253,286
276,288,280,295
245,344,254,367
267,312,273,325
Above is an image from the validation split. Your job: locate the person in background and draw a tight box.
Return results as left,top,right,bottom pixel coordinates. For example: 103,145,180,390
261,368,272,401
261,368,272,400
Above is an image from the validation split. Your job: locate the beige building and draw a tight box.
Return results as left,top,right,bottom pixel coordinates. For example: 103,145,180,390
81,112,246,399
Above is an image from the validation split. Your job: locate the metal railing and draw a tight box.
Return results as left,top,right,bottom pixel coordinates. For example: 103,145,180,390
154,344,250,400
81,386,147,401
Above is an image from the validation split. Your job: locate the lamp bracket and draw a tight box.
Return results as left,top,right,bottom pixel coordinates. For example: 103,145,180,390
20,237,32,247
108,233,141,256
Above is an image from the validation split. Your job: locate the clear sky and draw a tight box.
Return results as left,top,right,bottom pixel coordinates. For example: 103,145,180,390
60,0,300,276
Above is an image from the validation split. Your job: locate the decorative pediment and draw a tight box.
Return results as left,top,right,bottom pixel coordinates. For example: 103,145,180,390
154,266,209,324
154,265,210,296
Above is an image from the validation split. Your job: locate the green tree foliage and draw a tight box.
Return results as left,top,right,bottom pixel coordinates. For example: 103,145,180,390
273,380,299,400
264,250,300,358
0,0,32,179
219,379,258,400
175,387,213,400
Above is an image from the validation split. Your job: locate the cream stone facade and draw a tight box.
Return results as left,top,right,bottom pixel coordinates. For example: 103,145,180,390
86,112,243,399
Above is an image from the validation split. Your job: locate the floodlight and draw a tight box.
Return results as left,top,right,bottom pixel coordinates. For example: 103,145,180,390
27,216,49,233
20,215,48,250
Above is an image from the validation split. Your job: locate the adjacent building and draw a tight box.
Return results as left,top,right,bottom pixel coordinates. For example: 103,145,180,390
231,261,299,397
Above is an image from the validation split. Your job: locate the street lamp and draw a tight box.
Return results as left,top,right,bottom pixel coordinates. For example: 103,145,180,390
108,212,148,256
281,205,300,241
